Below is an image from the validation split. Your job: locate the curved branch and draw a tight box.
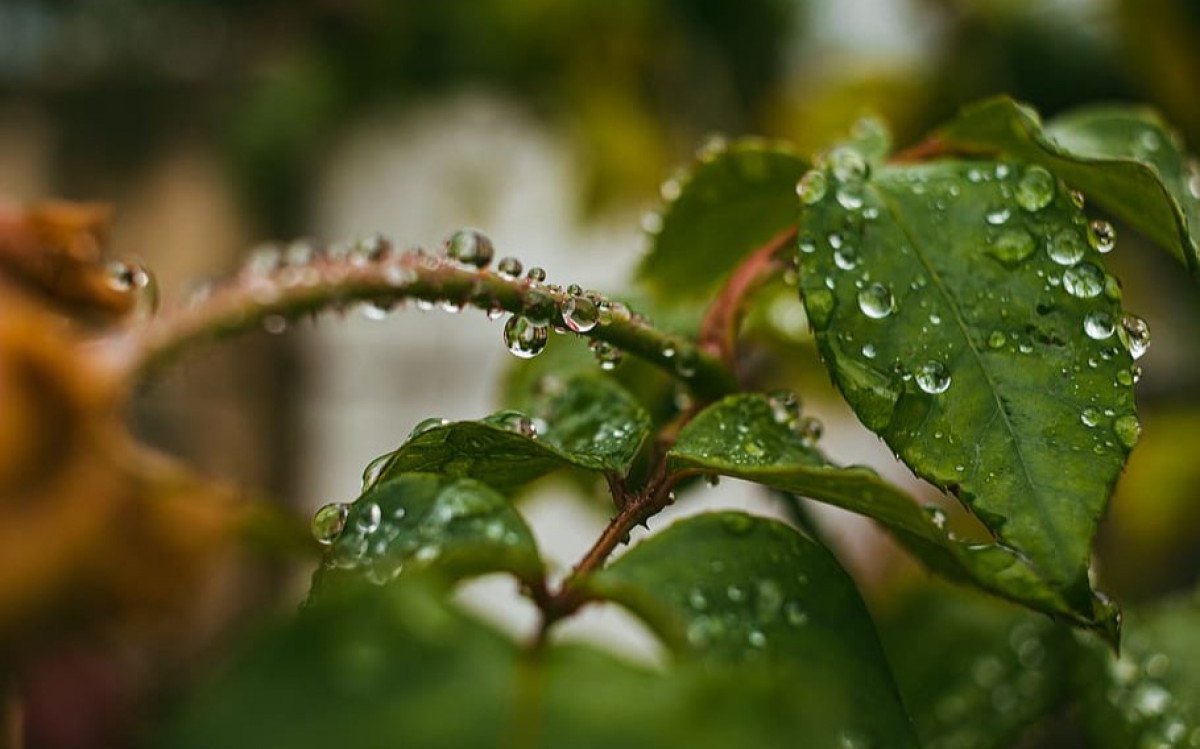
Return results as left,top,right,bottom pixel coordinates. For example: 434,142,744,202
105,247,740,401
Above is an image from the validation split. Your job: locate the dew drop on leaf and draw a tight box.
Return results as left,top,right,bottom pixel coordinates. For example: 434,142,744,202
988,228,1035,266
1048,229,1086,266
857,283,895,319
915,361,951,394
444,228,494,269
796,170,828,205
1118,314,1151,360
805,288,835,330
985,206,1011,226
768,390,801,425
311,503,349,545
526,266,547,282
589,340,624,370
1063,262,1105,298
1113,415,1141,448
1081,408,1102,428
503,316,548,359
409,417,450,439
355,502,382,534
1088,220,1117,254
1015,165,1055,211
1084,311,1116,340
828,146,869,182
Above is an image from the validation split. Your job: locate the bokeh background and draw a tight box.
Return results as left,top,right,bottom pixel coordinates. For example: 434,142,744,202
4,0,1200,747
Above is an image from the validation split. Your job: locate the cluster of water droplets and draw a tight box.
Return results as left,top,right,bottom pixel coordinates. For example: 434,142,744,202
766,390,824,447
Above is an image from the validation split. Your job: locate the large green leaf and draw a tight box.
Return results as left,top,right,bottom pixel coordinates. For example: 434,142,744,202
880,583,1075,749
365,375,651,495
161,576,920,749
796,151,1138,610
666,394,1118,635
586,511,918,746
637,138,808,302
938,96,1200,277
317,473,542,587
1076,593,1200,749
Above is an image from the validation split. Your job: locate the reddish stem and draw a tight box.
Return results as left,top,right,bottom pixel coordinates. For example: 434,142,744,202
888,136,949,164
698,225,798,365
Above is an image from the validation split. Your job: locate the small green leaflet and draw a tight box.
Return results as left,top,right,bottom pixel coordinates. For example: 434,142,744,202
637,138,808,303
666,394,1118,637
938,96,1200,278
316,473,542,589
363,375,651,495
162,576,919,749
1076,592,1200,748
795,148,1139,613
585,511,919,747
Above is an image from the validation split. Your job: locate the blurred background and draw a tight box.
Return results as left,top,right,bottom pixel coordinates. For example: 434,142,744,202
4,0,1200,746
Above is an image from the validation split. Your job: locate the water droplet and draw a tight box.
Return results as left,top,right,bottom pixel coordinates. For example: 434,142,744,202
793,416,823,445
1113,415,1141,448
828,146,869,182
312,503,349,545
805,288,835,330
688,588,708,611
444,228,494,269
504,316,548,359
784,600,808,626
924,505,948,530
857,283,894,319
916,361,951,394
726,584,746,602
833,244,859,271
262,314,288,335
409,417,449,439
836,183,865,210
1081,408,1102,427
1088,220,1116,253
356,502,382,534
861,343,877,359
1016,165,1055,211
985,206,1011,225
589,340,623,370
767,391,801,425
796,170,828,205
492,410,538,438
1084,311,1115,340
496,256,523,280
1048,229,1086,266
1063,262,1104,298
988,330,1007,349
562,295,599,333
747,630,767,648
526,266,547,283
989,228,1035,266
1118,314,1151,359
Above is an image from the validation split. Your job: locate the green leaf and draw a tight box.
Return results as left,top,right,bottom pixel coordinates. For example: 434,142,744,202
1076,593,1200,749
317,473,542,588
162,576,919,749
796,153,1138,609
365,375,651,495
637,138,808,303
880,583,1075,749
586,511,918,746
938,96,1200,277
668,394,1118,636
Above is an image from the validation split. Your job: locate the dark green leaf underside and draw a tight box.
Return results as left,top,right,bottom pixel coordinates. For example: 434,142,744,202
637,138,808,302
318,473,541,588
368,375,651,494
939,96,1200,277
668,395,1118,635
162,576,919,749
797,155,1136,604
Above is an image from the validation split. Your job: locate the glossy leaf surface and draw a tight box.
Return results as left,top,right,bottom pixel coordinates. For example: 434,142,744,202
366,375,651,494
939,96,1200,277
796,153,1137,607
668,394,1118,635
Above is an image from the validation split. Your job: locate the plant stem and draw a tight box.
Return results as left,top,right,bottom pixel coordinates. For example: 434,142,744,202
106,248,739,401
698,225,798,366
